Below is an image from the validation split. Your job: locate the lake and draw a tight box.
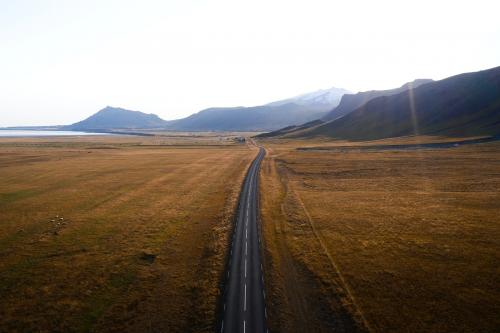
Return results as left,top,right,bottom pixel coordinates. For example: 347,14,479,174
0,130,112,137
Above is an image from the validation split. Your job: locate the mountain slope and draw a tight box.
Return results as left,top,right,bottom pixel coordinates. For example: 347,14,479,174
166,87,349,131
67,106,169,130
256,119,325,138
296,66,500,140
256,79,432,138
323,79,433,121
165,103,330,131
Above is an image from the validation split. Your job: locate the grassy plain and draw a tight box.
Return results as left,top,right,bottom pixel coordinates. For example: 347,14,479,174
257,137,500,333
0,134,256,332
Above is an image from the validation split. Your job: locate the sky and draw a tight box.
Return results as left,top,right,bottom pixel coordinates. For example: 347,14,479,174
1,0,499,126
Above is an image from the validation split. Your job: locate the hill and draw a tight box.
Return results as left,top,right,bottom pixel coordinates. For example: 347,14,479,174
66,106,169,130
293,66,500,140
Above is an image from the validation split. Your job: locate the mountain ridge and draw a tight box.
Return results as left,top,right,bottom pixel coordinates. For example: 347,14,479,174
284,66,500,140
323,79,433,121
64,86,349,132
164,86,349,131
257,79,433,138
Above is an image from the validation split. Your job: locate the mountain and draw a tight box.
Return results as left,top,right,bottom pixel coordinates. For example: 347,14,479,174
323,79,433,121
257,79,433,138
165,104,329,131
65,87,348,132
267,87,350,108
283,66,500,140
165,87,349,131
66,106,169,130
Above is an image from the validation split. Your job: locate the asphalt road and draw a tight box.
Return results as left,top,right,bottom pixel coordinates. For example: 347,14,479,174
220,147,267,333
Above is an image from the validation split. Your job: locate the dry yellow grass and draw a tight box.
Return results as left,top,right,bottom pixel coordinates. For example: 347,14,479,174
258,138,500,333
0,135,256,332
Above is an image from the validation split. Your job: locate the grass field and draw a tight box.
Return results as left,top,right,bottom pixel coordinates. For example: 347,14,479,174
257,137,500,333
0,135,256,332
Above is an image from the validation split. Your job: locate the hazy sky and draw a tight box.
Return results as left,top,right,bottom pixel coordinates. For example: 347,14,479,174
1,0,499,126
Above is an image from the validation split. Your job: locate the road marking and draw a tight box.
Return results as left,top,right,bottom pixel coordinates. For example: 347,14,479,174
222,149,266,333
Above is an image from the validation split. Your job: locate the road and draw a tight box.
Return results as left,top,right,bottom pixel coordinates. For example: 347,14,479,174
220,147,267,333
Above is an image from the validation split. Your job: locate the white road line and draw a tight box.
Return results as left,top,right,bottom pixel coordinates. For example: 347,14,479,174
263,290,266,299
245,228,247,239
245,241,247,256
243,320,246,333
245,258,247,278
221,320,224,333
244,284,247,311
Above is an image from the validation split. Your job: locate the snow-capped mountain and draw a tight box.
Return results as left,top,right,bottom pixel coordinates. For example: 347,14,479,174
266,87,351,108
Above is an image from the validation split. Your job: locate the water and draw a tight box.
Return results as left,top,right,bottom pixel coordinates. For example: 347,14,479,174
0,130,112,137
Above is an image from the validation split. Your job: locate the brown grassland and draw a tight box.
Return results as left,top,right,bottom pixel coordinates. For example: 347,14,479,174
257,137,500,333
0,135,256,332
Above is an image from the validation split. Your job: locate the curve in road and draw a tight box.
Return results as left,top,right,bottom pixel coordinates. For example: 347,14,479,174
220,147,267,333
